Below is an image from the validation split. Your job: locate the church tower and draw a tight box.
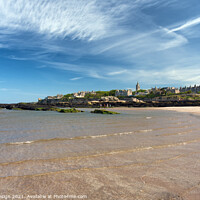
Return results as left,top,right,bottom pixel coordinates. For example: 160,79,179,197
136,82,140,91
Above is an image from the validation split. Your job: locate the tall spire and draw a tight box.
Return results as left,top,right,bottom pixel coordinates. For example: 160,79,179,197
136,81,140,91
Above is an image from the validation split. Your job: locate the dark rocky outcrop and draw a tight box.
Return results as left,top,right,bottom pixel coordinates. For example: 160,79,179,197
91,109,119,114
1,100,200,111
0,103,57,111
58,108,84,113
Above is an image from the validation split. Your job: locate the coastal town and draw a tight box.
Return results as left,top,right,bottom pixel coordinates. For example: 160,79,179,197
1,82,200,111
37,82,200,107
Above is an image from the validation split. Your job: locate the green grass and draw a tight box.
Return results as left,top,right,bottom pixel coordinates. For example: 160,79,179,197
62,93,73,101
91,109,119,114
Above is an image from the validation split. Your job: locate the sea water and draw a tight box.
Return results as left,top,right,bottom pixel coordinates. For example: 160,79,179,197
0,108,199,199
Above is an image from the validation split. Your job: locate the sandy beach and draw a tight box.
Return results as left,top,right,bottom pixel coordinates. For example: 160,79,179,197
156,107,200,115
0,108,199,200
112,106,200,116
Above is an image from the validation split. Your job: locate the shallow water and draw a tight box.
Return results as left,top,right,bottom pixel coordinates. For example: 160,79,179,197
0,108,191,144
0,108,199,199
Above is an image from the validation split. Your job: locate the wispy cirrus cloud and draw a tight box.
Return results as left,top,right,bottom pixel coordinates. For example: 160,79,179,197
44,61,130,80
169,17,200,33
93,27,187,61
100,65,200,87
0,0,190,62
0,0,200,92
158,29,188,50
70,77,83,81
45,61,106,79
0,88,19,92
7,55,30,61
44,58,200,87
0,0,114,41
107,70,128,76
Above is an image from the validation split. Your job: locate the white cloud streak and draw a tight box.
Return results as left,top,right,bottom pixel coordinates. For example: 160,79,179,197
0,88,19,92
169,17,200,33
107,70,128,76
44,61,105,79
159,29,188,50
70,77,83,81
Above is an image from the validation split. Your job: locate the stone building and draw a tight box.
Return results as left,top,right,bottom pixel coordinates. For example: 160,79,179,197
150,87,180,94
38,94,63,104
169,88,180,94
180,85,200,93
73,91,86,98
134,91,149,96
45,94,63,100
73,91,96,98
115,89,132,97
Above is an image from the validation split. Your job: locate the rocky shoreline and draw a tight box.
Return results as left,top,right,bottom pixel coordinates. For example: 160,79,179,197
1,99,200,111
0,103,56,111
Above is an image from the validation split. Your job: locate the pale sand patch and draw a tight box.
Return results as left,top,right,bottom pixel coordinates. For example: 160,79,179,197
153,106,200,115
110,106,200,115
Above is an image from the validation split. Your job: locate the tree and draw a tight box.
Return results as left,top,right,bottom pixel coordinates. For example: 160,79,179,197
109,90,116,96
62,94,73,101
186,90,192,94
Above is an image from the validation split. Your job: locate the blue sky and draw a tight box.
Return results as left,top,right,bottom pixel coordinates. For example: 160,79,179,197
0,0,200,103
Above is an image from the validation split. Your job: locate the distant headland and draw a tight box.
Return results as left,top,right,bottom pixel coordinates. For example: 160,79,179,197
1,82,200,111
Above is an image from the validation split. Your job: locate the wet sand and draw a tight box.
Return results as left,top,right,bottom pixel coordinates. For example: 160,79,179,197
0,108,200,200
156,107,200,116
113,106,200,116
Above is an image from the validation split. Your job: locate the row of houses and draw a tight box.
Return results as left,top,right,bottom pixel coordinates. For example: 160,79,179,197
40,94,63,100
180,85,200,93
150,85,200,95
73,91,96,98
38,83,200,102
116,83,200,97
150,87,180,95
115,82,141,97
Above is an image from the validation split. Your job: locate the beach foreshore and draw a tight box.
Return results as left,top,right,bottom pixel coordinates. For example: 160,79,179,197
111,106,200,115
0,107,200,199
155,106,200,115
